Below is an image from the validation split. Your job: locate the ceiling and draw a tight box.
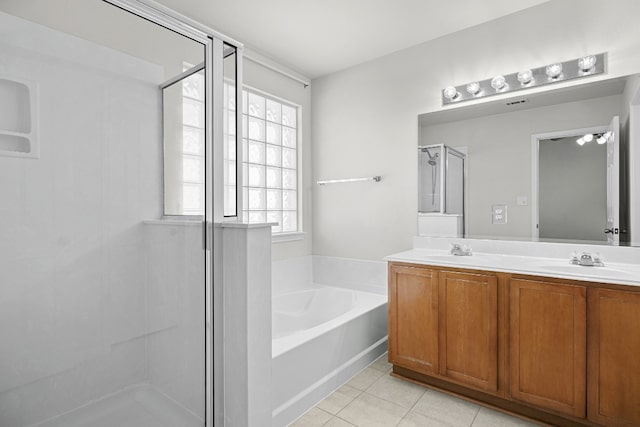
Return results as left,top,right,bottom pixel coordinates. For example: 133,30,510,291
154,0,549,79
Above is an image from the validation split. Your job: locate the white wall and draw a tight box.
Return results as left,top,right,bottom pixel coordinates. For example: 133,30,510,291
312,0,640,260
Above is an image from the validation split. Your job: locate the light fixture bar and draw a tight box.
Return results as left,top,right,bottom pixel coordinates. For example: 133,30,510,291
441,53,606,105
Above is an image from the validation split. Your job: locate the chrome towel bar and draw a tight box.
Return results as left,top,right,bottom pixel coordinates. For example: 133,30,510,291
317,176,381,185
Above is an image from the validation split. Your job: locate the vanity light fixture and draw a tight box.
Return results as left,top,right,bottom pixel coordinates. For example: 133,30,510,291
441,53,606,105
576,137,586,146
583,133,594,143
597,134,607,144
466,81,481,95
443,85,459,101
578,55,597,72
491,75,507,91
545,63,563,79
517,69,533,85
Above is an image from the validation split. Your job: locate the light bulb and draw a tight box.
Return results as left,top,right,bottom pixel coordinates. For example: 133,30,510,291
597,135,607,144
443,86,459,101
546,63,563,79
491,75,506,91
517,69,533,85
578,55,597,72
576,137,586,146
583,134,594,143
466,81,481,95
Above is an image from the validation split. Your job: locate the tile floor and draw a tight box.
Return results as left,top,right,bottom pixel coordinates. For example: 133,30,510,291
290,353,542,427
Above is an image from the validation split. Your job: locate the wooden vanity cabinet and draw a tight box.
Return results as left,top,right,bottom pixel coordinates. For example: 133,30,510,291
438,270,499,393
388,264,500,393
388,264,439,375
388,261,640,427
509,277,586,418
588,288,640,427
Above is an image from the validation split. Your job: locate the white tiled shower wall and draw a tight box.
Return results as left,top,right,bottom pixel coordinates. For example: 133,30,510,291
0,13,204,426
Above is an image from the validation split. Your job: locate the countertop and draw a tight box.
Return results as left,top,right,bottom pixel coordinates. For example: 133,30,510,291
385,249,640,288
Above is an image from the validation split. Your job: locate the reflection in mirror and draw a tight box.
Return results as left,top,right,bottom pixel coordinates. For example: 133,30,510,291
537,133,607,242
419,74,640,246
418,144,466,237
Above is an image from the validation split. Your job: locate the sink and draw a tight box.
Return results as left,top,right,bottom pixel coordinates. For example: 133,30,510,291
421,254,499,263
525,263,639,281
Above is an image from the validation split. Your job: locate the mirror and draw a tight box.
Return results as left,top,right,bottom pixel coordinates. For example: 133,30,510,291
418,74,640,246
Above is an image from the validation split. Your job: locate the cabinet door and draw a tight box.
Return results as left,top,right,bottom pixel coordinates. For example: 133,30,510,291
388,264,439,375
509,278,586,418
438,271,498,392
588,288,640,427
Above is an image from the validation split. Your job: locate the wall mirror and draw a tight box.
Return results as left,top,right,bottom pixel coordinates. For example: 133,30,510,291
418,74,640,247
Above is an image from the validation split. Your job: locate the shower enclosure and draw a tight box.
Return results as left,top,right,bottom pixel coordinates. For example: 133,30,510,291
0,1,239,426
418,144,466,237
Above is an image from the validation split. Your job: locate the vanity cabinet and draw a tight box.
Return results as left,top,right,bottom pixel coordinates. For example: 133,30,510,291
509,278,586,417
588,288,640,427
388,264,499,393
388,264,439,375
438,270,499,393
388,261,640,427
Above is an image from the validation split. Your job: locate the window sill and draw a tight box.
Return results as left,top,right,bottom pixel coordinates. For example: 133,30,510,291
272,231,306,243
143,219,203,227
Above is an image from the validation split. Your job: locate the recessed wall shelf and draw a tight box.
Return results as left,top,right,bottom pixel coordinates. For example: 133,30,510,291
0,76,38,158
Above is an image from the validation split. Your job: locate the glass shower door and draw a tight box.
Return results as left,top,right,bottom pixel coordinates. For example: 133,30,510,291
0,1,222,425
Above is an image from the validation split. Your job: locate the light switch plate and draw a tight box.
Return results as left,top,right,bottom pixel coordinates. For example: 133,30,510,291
492,204,507,224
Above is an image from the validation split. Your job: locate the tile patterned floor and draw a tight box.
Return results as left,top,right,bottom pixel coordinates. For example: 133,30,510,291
290,353,542,427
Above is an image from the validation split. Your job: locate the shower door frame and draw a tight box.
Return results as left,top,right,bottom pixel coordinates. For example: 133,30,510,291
102,1,243,426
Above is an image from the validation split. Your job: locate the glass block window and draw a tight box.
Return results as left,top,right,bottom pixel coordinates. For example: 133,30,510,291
242,89,299,233
224,81,237,216
181,66,205,215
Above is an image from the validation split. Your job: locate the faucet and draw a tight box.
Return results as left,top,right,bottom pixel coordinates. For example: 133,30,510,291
570,252,604,267
450,243,472,256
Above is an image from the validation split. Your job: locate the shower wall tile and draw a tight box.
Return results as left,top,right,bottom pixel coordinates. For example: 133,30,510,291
0,338,147,427
0,11,162,426
145,223,205,417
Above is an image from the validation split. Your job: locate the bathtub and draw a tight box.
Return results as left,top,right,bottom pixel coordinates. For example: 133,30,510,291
271,284,387,426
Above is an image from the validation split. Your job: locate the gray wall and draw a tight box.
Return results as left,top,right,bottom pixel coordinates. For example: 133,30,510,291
539,137,606,242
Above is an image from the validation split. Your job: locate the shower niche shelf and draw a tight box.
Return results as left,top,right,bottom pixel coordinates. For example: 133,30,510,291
0,76,38,158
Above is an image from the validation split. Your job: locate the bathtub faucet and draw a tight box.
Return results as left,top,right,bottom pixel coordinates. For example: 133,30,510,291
450,243,472,256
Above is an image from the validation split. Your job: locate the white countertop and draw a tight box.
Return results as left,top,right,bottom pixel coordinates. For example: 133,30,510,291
385,249,640,288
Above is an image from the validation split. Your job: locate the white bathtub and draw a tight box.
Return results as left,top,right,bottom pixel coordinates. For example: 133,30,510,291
271,284,387,426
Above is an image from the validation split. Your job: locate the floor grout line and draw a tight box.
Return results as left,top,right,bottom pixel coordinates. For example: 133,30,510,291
469,405,481,427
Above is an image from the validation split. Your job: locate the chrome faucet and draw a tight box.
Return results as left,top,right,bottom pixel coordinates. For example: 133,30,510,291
570,252,604,267
450,243,472,256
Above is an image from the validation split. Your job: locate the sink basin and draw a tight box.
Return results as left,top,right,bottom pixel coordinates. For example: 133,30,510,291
424,255,476,261
525,263,639,281
421,254,499,263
